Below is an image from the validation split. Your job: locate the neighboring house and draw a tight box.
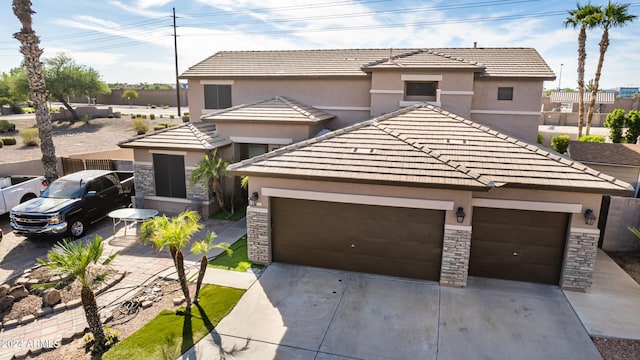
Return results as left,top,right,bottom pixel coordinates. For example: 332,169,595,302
228,104,632,291
180,48,555,143
618,87,639,98
568,141,640,197
548,91,615,113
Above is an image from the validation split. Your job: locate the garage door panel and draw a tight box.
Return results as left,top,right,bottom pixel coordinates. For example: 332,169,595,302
470,207,569,285
271,197,444,281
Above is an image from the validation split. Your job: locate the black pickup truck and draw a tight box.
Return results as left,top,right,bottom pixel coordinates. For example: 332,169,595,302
10,170,134,238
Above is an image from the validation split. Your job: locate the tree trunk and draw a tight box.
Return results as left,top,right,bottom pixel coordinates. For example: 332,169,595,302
12,0,58,184
58,97,79,121
577,26,587,138
194,255,207,304
81,285,107,350
175,249,191,308
213,178,230,216
169,246,178,269
586,28,610,136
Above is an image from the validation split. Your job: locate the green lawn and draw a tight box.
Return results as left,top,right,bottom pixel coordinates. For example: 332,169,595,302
102,284,245,360
211,208,246,222
209,235,263,272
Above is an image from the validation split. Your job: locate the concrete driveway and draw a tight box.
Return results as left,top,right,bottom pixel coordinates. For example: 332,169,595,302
181,264,601,360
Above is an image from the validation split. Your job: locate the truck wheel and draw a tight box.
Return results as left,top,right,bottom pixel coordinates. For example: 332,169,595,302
20,193,37,203
69,219,85,238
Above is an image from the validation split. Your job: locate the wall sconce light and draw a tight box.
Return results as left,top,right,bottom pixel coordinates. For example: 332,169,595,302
249,192,259,206
456,207,466,223
584,209,596,225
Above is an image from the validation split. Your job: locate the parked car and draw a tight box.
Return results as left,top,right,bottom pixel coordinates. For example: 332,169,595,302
10,170,134,238
0,175,46,216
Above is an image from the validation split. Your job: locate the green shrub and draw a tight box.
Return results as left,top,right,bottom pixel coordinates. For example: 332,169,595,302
0,140,3,148
22,107,35,114
132,118,149,135
150,114,155,120
1,137,17,145
625,110,640,144
80,114,91,123
0,97,13,107
159,114,163,119
107,113,114,118
10,103,23,114
169,114,175,119
551,135,570,154
0,120,16,132
578,135,605,143
153,124,167,131
142,114,147,119
182,114,189,122
537,133,543,144
161,105,169,109
20,128,39,146
604,109,626,143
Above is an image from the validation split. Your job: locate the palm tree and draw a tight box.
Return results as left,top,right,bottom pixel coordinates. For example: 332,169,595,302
190,232,231,303
190,149,230,216
564,3,602,138
585,1,636,135
38,236,118,351
12,0,58,184
140,211,203,308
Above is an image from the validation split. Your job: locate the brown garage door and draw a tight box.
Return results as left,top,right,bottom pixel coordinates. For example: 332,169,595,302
271,197,444,281
469,207,569,284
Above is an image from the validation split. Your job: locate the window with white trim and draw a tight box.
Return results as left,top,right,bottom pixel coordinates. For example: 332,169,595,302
404,81,437,101
204,84,232,109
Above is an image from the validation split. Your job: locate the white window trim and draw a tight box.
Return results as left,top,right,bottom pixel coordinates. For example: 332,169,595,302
200,80,234,85
370,89,404,94
400,100,441,107
230,136,293,145
439,90,474,96
401,74,443,81
470,110,541,116
261,187,454,210
148,150,187,156
472,198,582,213
312,106,370,111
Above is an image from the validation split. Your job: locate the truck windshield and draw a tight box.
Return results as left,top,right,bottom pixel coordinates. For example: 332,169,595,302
41,179,84,199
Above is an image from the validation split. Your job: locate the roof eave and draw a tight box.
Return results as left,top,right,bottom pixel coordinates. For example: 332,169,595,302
500,182,633,196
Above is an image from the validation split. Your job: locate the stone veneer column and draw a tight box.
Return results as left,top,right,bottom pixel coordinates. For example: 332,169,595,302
133,163,155,196
561,228,600,292
440,224,472,287
246,206,271,265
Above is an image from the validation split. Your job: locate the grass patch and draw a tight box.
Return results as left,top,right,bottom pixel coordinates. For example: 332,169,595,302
209,235,263,272
211,208,246,222
103,284,245,360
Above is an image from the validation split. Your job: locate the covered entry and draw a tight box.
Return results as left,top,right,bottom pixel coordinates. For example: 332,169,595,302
270,197,445,280
469,207,570,284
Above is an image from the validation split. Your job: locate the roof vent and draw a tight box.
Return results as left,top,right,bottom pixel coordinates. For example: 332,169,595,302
473,41,477,48
446,139,467,144
353,148,375,154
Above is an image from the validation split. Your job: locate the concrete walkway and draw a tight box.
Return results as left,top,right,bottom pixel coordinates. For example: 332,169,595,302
0,217,248,360
564,249,640,340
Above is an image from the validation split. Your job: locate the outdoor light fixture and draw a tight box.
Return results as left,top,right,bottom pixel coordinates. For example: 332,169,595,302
249,192,259,206
584,209,596,225
456,207,466,223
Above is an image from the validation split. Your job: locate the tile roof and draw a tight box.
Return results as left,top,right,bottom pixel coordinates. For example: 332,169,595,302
568,141,640,167
118,122,231,151
180,48,555,79
550,91,615,104
228,105,631,194
201,96,335,124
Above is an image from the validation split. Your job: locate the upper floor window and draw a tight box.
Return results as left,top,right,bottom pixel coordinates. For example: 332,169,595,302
405,81,437,101
204,84,232,109
497,87,513,101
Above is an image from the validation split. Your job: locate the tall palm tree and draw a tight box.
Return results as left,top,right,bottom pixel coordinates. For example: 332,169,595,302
190,232,231,304
140,211,203,308
38,236,118,351
190,149,230,216
564,3,602,138
12,0,58,184
585,1,636,135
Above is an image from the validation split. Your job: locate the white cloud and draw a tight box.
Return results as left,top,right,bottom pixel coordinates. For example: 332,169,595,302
109,1,172,18
137,0,173,8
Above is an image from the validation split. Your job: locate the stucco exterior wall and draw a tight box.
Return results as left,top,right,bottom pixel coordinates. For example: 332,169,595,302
214,122,322,144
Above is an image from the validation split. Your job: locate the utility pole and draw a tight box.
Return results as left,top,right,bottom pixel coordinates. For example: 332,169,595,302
173,7,181,117
558,63,564,91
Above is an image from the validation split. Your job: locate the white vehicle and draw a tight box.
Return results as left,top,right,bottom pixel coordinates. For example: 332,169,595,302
0,175,46,215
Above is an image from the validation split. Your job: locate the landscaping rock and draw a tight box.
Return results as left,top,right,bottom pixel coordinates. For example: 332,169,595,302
141,300,152,309
0,284,10,297
9,285,29,300
173,297,185,306
42,288,61,307
0,295,14,312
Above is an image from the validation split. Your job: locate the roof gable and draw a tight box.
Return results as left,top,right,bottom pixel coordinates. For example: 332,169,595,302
229,105,631,194
362,49,484,71
118,122,231,151
201,96,335,124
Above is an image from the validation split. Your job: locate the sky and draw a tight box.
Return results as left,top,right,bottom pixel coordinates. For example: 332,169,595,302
0,0,639,90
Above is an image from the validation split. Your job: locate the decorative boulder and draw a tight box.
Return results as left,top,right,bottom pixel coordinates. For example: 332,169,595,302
0,284,10,298
9,285,29,300
0,295,15,312
42,288,61,307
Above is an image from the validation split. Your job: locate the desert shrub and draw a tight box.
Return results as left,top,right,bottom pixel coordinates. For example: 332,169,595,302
132,118,149,135
0,140,3,148
537,133,543,144
170,115,175,119
142,114,147,119
604,109,626,143
1,137,17,145
578,135,605,143
0,120,16,132
20,128,39,146
150,114,155,120
182,114,189,122
161,105,169,109
22,107,35,114
153,124,167,131
625,110,640,144
0,97,13,107
81,115,92,123
551,135,570,154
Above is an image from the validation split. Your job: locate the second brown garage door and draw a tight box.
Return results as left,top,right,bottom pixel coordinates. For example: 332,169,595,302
271,197,445,281
469,207,570,284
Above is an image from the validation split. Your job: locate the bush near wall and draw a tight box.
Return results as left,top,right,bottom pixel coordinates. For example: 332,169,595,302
578,135,606,143
551,135,570,154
